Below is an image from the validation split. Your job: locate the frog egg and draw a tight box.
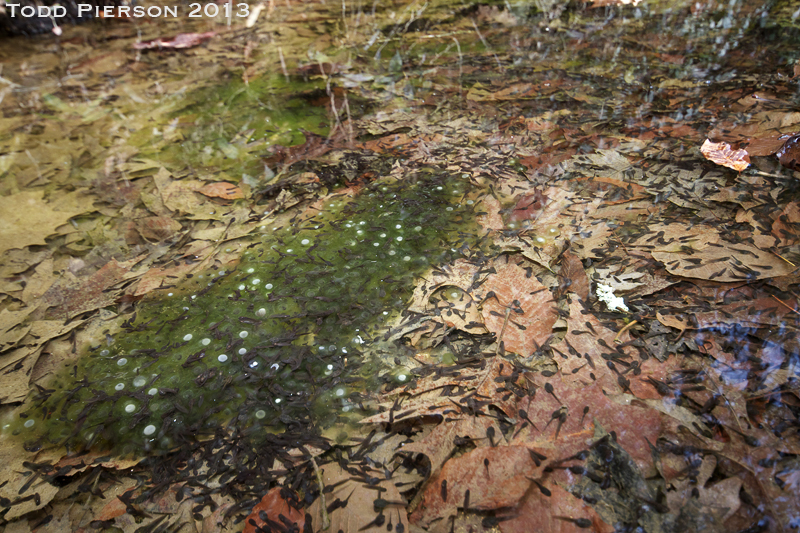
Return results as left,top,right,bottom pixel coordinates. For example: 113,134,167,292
396,236,403,241
133,377,147,388
218,354,229,363
256,308,267,317
414,226,422,231
374,242,380,247
534,236,546,244
389,250,396,256
201,338,211,346
324,364,334,376
143,425,157,436
301,239,310,245
403,256,411,262
238,284,246,290
24,419,35,428
265,283,273,290
255,410,266,419
115,383,125,391
124,403,136,413
395,224,402,229
148,388,159,396
247,267,255,273
100,349,110,356
117,358,128,366
183,334,193,341
239,330,249,339
238,348,247,355
546,226,560,237
334,387,347,397
252,279,261,285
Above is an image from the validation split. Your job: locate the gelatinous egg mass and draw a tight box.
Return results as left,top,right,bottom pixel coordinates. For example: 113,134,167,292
9,174,476,454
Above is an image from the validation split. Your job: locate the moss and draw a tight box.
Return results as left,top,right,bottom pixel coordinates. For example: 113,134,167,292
7,172,478,454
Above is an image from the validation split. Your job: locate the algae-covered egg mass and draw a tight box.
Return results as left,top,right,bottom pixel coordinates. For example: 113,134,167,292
8,174,475,454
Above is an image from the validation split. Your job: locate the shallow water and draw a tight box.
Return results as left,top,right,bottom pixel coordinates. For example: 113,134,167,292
1,0,799,530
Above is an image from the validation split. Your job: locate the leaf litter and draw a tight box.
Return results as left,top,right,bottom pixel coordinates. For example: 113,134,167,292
1,0,800,531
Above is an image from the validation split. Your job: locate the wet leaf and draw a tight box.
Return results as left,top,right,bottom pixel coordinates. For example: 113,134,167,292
244,487,305,533
307,462,408,533
480,258,558,357
133,31,216,50
0,190,95,257
700,139,750,171
198,181,246,200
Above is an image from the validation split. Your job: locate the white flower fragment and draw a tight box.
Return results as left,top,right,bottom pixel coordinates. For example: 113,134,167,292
596,283,629,313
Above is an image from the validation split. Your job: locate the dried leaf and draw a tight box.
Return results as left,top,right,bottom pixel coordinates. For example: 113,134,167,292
700,139,750,172
198,182,245,200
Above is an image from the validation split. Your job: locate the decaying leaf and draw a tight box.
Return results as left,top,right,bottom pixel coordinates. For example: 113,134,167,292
198,181,246,200
700,139,750,171
307,462,408,533
481,259,558,357
133,31,216,50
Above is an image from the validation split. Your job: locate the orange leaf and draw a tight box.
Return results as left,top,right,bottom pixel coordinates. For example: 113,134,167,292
244,487,305,533
198,181,245,200
700,139,750,171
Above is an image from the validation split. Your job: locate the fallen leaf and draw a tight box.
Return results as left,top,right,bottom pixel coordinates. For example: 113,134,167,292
0,190,95,257
198,181,245,200
700,139,750,171
244,487,305,533
409,446,546,529
133,31,216,50
307,462,408,533
480,258,557,357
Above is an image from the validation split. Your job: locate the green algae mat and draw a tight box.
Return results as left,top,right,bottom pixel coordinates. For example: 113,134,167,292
1,0,800,531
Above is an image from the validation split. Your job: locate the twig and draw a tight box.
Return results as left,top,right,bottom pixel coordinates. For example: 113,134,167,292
772,295,800,316
613,320,638,344
311,456,330,530
495,306,511,356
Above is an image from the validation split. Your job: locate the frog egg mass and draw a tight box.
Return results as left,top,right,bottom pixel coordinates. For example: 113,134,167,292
7,174,475,454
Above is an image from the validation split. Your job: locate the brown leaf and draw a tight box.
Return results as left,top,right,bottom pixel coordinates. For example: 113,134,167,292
500,482,614,533
651,241,794,282
776,133,800,171
700,139,750,171
510,378,662,472
481,259,557,357
557,250,590,300
307,462,407,533
360,357,516,424
0,190,95,257
399,416,501,476
41,256,144,319
409,446,546,528
244,487,305,533
198,182,245,200
133,31,215,50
